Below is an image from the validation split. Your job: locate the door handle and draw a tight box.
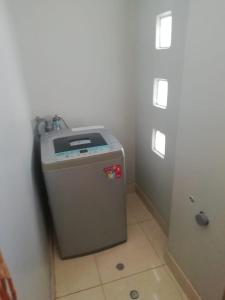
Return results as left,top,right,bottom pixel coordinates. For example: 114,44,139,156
195,211,209,226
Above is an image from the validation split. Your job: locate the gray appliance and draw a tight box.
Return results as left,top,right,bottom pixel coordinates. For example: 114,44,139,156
41,128,127,258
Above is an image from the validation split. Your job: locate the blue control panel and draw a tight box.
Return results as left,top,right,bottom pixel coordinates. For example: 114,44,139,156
55,145,110,160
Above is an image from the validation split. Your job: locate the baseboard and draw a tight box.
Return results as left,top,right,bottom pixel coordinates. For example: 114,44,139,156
135,184,169,236
165,251,202,300
126,182,136,194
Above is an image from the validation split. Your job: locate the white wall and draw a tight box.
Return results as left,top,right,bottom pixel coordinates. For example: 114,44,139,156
0,1,51,299
135,0,189,224
8,0,136,183
169,0,225,299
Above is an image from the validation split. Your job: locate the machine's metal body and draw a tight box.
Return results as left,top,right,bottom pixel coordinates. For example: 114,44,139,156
41,128,127,258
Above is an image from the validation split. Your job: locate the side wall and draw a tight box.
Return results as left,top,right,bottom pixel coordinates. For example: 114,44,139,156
135,0,189,224
0,1,51,299
169,0,225,299
7,0,136,183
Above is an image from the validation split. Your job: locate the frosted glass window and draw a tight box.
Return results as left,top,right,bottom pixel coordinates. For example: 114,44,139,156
156,11,172,49
152,129,166,158
153,78,168,109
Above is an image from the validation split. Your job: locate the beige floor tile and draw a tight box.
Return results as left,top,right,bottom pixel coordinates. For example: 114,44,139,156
164,266,189,300
127,193,153,223
60,286,105,300
54,252,100,298
103,266,187,300
127,208,137,225
95,224,162,283
140,219,168,262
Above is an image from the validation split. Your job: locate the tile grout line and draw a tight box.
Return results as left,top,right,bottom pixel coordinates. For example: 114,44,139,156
126,218,165,265
55,283,102,299
102,264,166,287
93,255,103,285
54,249,102,299
55,262,166,299
137,220,166,265
54,193,168,299
93,255,108,300
132,194,169,263
133,195,188,299
55,256,186,299
100,285,108,300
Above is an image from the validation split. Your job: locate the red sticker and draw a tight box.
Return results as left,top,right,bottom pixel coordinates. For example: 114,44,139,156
103,164,122,179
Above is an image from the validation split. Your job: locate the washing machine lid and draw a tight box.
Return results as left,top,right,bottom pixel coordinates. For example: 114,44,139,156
41,128,124,167
54,133,107,154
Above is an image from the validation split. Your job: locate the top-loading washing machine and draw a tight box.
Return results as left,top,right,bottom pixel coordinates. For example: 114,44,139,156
41,127,127,258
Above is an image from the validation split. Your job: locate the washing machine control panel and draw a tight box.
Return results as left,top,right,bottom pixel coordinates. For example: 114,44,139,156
55,145,110,161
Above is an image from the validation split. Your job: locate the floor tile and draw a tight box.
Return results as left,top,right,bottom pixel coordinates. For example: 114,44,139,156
140,219,168,262
54,252,100,298
164,266,189,300
127,193,153,223
59,286,105,300
95,224,162,283
127,207,137,225
103,266,187,300
54,192,188,300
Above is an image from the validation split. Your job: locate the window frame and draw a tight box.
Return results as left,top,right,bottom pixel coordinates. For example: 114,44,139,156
152,129,166,159
155,11,172,50
153,78,168,109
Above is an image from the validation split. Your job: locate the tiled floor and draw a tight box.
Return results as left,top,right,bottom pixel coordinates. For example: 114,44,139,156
54,192,188,300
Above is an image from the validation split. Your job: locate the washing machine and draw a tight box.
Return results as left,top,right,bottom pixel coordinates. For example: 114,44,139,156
41,127,127,258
